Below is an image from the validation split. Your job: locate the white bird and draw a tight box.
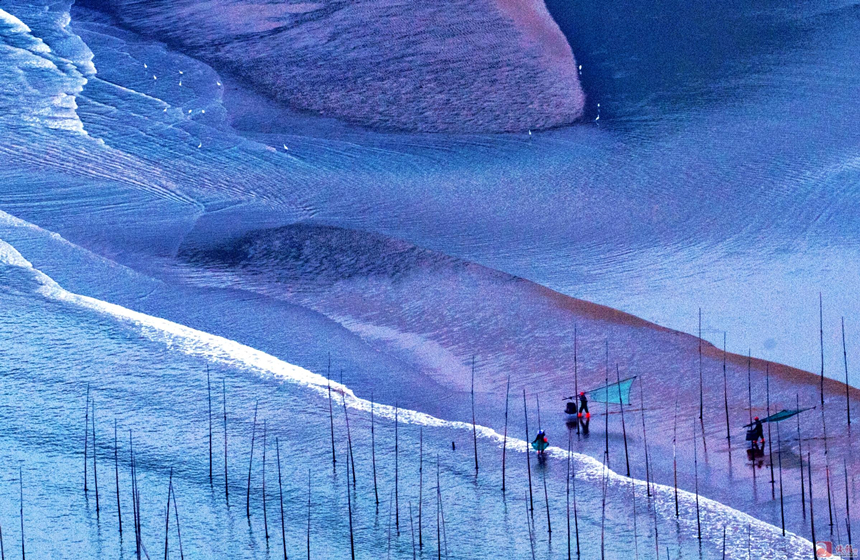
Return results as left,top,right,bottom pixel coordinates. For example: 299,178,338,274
283,144,289,151
216,81,222,87
153,75,157,80
188,109,192,114
179,70,184,75
201,109,205,114
197,142,202,148
163,107,167,112
528,129,532,136
144,63,148,69
179,81,182,86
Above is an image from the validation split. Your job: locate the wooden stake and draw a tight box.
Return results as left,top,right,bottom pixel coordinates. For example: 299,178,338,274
164,468,172,560
263,420,269,540
673,400,679,517
616,364,630,477
846,459,853,553
92,400,100,517
604,341,609,467
574,327,580,436
699,308,703,421
723,332,731,442
523,389,534,512
223,379,229,505
631,473,639,560
19,467,24,560
339,395,356,491
84,383,90,494
170,482,184,560
693,420,701,540
471,356,479,473
542,470,552,536
777,423,785,535
722,526,726,560
371,393,379,505
747,350,753,425
276,439,287,560
639,382,652,496
843,317,851,426
810,453,817,559
570,431,581,558
395,403,400,535
418,428,423,549
115,419,122,535
436,460,442,560
307,469,311,560
207,367,213,484
1,521,5,560
766,364,775,498
526,491,536,560
600,458,607,560
246,400,259,520
502,376,510,492
346,446,356,560
820,293,825,406
823,404,835,530
567,431,572,560
328,381,336,468
798,395,806,517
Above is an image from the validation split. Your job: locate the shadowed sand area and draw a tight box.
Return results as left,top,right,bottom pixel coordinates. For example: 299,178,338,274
179,222,860,544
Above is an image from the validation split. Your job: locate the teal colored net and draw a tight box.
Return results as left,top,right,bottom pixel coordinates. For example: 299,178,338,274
586,376,637,405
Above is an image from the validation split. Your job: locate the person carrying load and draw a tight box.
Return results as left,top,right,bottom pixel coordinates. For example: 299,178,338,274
532,429,549,456
745,417,764,449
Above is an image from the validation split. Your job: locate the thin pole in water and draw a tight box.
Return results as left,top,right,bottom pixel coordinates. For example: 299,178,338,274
409,503,417,560
810,453,817,559
502,376,510,493
207,366,213,484
570,431,581,558
543,469,552,536
471,356,479,473
605,341,609,467
798,394,807,517
419,428,424,549
777,423,785,535
723,332,731,442
567,431,571,560
843,317,851,426
722,526,726,560
19,467,24,560
395,403,400,535
164,468,172,560
92,400,100,518
693,420,701,540
525,491,536,560
246,400,259,520
84,383,90,494
766,364,775,498
307,469,311,560
346,443,356,560
523,389,534,512
823,403,835,530
747,350,753,425
846,459,853,553
223,379,229,505
639,381,652,496
673,400,679,517
170,482,184,560
343,393,356,489
328,359,336,468
699,308,704,421
574,326,580,435
276,439,287,560
371,393,379,506
115,419,122,535
1,521,5,560
262,420,269,540
616,364,630,477
820,293,825,406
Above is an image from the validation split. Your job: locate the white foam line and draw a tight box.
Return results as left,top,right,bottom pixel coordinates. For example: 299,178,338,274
0,238,823,559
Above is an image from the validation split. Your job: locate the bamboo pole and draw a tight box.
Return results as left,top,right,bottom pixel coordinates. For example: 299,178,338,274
570,431,581,558
631,473,639,560
164,468,172,560
471,356,479,473
810,453,817,559
699,308,704,420
263,420,269,540
395,404,400,534
777,423,785,535
747,350,753,425
823,403,835,530
605,341,609,467
1,522,5,560
276,439,287,560
346,445,356,560
523,389,534,512
502,376,510,492
419,428,423,549
542,470,552,536
307,469,311,560
525,491,536,560
846,459,853,553
843,318,851,426
84,383,90,494
208,367,213,484
693,420,701,540
19,467,24,560
820,293,825,406
246,400,259,520
372,393,379,506
436,461,441,560
616,364,630,477
723,333,731,442
673,400,679,517
766,364,775,498
574,326,579,436
798,395,806,517
223,379,229,505
115,419,122,535
600,457,607,560
639,382,651,496
567,430,571,560
328,381,336,468
92,400,100,517
170,482,184,560
409,503,417,560
343,395,356,489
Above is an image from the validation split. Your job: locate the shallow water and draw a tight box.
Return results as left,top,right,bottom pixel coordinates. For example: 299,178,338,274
0,0,858,557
